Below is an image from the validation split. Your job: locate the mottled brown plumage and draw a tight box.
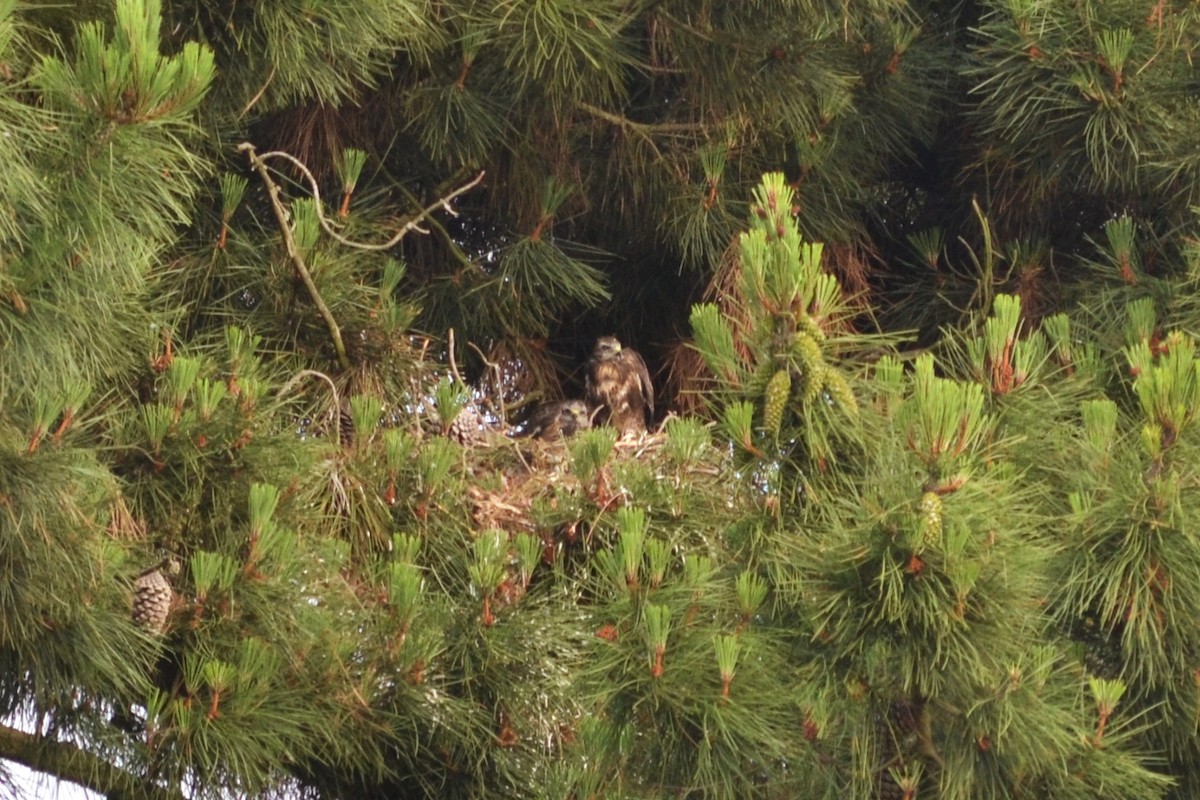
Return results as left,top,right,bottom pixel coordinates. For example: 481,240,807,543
586,336,654,436
519,400,592,440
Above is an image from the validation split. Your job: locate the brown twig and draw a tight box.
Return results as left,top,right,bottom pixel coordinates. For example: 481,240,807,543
238,64,277,120
277,369,341,422
238,143,485,252
467,339,508,430
240,143,351,369
447,328,466,388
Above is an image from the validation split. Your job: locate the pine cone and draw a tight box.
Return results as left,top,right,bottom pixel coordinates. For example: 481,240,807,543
919,491,943,547
796,309,826,342
792,330,824,372
763,368,791,439
823,368,859,417
133,567,174,634
448,403,484,446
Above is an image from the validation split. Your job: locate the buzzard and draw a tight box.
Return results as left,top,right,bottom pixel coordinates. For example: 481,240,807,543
518,399,592,441
586,336,654,436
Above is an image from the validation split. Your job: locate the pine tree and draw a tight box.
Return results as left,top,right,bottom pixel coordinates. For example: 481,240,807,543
680,175,1170,800
5,0,1200,798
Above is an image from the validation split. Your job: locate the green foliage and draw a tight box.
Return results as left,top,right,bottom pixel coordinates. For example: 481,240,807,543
690,173,871,508
41,0,214,122
1046,294,1200,795
8,2,1200,800
968,0,1193,199
183,0,443,113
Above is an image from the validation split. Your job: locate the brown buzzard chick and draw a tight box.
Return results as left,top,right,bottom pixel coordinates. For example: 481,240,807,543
586,336,654,436
518,400,592,441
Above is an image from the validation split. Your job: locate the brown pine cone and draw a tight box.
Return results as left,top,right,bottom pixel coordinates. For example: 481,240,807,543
132,563,177,634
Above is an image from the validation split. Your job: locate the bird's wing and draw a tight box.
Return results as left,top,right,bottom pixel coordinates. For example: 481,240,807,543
517,401,560,439
625,349,654,418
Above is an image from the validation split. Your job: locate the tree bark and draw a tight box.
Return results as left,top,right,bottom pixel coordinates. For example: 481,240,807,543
0,723,184,800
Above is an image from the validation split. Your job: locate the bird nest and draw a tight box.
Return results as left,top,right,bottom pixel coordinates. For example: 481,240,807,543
462,427,674,539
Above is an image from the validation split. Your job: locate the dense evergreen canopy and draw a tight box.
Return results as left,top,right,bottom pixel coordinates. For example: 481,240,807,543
4,0,1200,798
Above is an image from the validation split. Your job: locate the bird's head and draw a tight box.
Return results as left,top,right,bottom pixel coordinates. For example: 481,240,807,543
593,336,622,361
562,400,591,430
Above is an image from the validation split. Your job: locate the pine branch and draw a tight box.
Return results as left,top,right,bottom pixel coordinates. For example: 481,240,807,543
576,101,702,178
277,368,342,426
241,142,351,369
576,101,709,136
0,724,184,800
393,180,478,272
239,142,485,252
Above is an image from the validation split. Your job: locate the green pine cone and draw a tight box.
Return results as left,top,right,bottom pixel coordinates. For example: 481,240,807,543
796,309,826,342
792,329,824,371
919,491,943,547
822,368,858,418
763,368,792,438
802,364,826,404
